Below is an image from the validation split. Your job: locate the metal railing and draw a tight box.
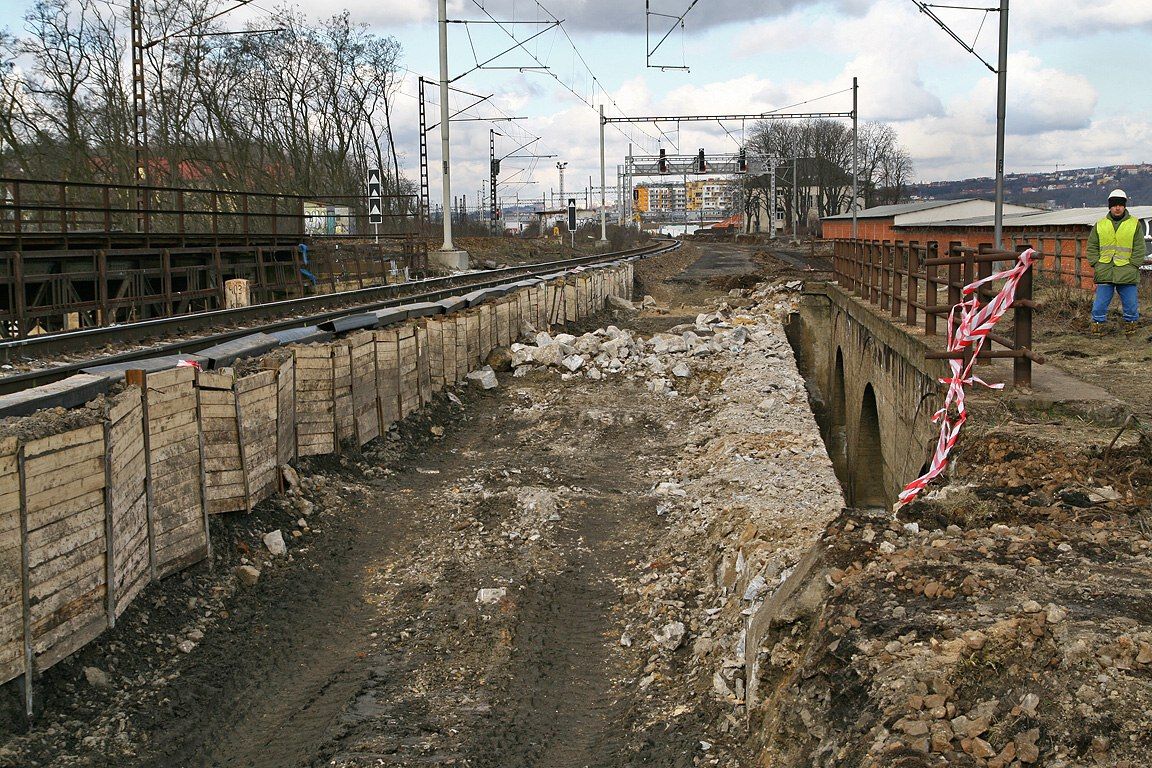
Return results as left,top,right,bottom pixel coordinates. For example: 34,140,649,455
832,239,1041,387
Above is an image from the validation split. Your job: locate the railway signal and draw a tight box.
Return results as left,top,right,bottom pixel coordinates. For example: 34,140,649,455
367,168,383,244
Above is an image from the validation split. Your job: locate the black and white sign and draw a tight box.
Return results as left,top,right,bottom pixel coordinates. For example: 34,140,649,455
368,168,383,224
567,198,576,232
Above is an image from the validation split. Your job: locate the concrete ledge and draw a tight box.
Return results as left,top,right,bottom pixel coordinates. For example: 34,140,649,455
269,326,333,345
198,333,280,369
0,373,111,417
430,249,470,271
83,353,210,380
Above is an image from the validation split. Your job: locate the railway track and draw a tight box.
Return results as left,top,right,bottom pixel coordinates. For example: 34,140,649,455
0,240,679,397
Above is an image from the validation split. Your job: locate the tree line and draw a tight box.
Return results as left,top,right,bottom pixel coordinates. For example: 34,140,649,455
743,118,913,235
0,0,409,204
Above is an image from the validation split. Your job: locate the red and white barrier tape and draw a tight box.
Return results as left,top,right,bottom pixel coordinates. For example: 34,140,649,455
898,248,1036,504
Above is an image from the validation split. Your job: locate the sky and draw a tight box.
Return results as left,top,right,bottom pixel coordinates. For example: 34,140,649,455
2,0,1151,209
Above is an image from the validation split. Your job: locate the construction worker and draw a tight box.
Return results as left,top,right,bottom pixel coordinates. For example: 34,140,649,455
1088,189,1147,333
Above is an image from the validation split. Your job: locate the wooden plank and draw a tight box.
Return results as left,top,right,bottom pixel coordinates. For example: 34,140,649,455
28,505,103,567
146,399,197,427
196,370,234,390
22,425,103,460
141,366,195,391
26,479,104,519
23,456,104,496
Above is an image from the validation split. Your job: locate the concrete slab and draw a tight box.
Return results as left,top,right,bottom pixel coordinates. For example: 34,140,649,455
430,249,470,271
0,373,111,417
269,326,333,345
198,332,280,368
82,353,210,380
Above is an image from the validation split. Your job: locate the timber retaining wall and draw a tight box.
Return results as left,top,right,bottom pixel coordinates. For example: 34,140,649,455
0,262,633,710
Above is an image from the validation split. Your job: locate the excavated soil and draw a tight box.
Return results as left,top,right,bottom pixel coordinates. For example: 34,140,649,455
4,240,1151,768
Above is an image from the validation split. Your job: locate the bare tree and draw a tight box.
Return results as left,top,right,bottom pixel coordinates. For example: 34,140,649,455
747,117,914,232
1,0,410,210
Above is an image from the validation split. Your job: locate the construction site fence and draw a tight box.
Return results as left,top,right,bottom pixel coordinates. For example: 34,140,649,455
0,260,634,715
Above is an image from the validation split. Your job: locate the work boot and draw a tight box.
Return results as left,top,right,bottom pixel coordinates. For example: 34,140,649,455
1091,322,1109,334
1124,323,1139,338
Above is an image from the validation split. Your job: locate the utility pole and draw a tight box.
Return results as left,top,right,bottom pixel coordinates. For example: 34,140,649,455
436,0,468,267
851,76,859,240
793,156,799,239
556,162,567,208
769,158,777,238
598,105,608,244
490,129,498,235
993,0,1008,248
130,0,147,231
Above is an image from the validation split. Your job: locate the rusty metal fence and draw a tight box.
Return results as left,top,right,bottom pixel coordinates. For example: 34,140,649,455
832,239,1042,387
0,178,423,246
0,178,428,337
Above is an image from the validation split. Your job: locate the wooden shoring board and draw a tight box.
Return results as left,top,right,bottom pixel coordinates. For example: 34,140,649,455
126,366,208,580
331,342,354,448
264,357,297,469
495,299,511,349
440,314,458,386
348,331,380,447
396,324,419,419
22,423,108,672
515,288,530,338
454,314,470,382
196,369,246,515
292,346,336,457
105,388,148,620
426,317,446,390
544,281,561,328
565,280,578,323
374,329,401,434
415,321,433,405
0,437,23,687
477,305,494,362
462,311,480,373
236,370,278,506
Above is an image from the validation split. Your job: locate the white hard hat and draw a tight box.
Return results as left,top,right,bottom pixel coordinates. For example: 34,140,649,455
1108,188,1128,202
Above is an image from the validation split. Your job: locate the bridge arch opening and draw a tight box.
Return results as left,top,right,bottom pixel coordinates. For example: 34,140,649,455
825,348,849,485
849,383,887,508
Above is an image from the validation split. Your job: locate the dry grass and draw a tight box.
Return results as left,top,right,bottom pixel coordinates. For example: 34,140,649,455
1035,278,1093,323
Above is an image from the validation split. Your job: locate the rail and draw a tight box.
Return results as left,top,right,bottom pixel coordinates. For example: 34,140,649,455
831,239,1040,387
0,238,678,393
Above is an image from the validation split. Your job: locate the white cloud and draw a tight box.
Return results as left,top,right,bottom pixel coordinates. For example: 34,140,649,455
1013,1,1152,37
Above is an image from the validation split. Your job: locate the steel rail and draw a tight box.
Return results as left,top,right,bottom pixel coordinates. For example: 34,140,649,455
0,240,678,395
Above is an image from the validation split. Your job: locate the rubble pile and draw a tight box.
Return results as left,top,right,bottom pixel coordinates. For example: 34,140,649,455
508,282,806,401
590,281,846,764
743,431,1152,767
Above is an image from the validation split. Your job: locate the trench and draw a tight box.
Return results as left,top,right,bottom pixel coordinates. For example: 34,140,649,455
783,292,930,509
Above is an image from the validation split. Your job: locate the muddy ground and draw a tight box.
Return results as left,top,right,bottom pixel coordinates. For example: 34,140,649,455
0,242,774,768
2,240,1151,768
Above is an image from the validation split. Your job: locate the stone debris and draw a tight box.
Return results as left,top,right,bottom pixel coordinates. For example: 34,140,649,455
507,297,790,399
475,588,507,605
83,666,112,690
465,365,499,390
234,564,261,587
263,529,287,556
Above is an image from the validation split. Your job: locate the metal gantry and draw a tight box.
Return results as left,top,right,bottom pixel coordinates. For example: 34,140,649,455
600,89,859,238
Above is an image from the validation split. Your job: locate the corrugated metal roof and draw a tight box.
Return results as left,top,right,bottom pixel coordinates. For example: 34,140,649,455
823,199,978,220
903,205,1152,229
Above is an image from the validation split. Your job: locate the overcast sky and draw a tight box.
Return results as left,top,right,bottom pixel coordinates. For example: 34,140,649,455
3,0,1150,208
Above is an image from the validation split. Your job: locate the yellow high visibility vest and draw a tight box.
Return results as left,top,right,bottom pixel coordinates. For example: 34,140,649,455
1097,216,1140,266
